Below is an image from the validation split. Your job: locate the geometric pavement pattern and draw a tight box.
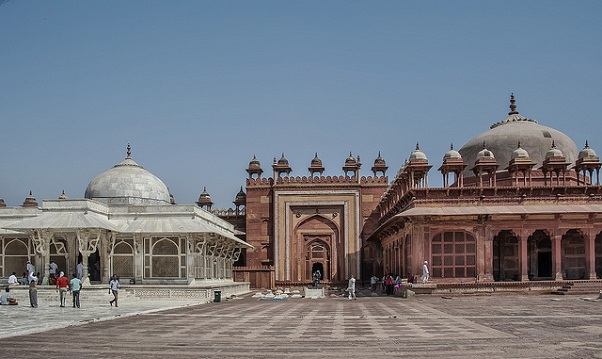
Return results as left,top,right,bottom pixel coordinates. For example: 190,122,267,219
2,293,602,358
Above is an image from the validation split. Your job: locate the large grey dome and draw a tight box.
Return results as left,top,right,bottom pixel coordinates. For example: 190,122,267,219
85,147,171,205
459,96,578,174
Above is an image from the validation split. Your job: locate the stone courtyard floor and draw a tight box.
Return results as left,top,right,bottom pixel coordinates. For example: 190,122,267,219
1,291,602,358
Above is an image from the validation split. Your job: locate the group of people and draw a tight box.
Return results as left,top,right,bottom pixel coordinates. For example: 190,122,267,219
366,260,431,295
3,260,121,309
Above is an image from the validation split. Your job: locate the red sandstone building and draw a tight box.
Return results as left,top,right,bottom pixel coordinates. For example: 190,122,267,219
211,96,602,290
364,95,602,287
209,153,389,288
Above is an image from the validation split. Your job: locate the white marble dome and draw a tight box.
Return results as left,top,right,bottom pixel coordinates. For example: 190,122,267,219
459,96,578,174
579,142,598,159
512,144,530,159
410,144,428,161
546,143,565,159
85,147,171,205
443,145,462,160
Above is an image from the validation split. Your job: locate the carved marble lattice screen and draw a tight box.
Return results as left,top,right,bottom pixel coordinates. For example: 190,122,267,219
3,238,30,277
113,240,135,277
144,237,185,278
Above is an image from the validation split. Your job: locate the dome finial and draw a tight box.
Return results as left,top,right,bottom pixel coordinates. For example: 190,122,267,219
585,140,590,149
509,93,518,115
126,143,132,159
450,143,454,150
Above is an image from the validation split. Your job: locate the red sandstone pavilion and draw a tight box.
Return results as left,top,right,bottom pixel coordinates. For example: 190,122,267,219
214,95,602,290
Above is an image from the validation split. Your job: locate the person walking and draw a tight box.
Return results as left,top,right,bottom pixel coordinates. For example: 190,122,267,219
369,275,376,292
76,261,84,280
347,274,356,300
70,273,82,308
28,273,38,308
55,271,70,307
422,260,430,284
109,274,120,307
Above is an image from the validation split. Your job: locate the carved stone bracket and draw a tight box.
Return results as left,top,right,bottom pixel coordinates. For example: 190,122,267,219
76,229,101,256
31,229,52,256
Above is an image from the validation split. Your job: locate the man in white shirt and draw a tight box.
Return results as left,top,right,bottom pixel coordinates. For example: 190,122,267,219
347,274,356,300
76,261,84,280
7,272,18,287
26,261,35,276
422,260,430,284
49,260,58,276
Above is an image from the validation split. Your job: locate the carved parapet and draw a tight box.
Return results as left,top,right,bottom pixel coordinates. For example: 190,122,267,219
246,177,273,187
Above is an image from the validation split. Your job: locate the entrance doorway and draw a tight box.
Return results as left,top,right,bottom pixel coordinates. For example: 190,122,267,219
311,262,324,286
538,252,552,278
306,241,330,283
88,249,101,282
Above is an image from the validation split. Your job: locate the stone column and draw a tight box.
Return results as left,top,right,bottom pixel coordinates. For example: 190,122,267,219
133,234,143,283
76,229,102,286
586,230,597,279
31,230,52,284
553,230,563,280
520,230,529,281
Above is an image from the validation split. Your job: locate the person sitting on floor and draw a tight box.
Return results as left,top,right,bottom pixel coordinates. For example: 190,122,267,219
0,287,17,305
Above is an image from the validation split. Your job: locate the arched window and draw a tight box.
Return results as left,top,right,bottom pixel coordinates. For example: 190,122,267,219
113,240,135,278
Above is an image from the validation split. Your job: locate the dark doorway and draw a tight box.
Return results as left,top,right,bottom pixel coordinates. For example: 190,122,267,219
538,252,552,278
88,249,101,282
311,262,324,283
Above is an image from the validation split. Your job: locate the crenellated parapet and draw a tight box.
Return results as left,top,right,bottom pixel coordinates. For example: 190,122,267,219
246,177,273,187
260,175,390,185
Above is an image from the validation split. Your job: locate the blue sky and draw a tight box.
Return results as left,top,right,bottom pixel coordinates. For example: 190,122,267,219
1,1,601,208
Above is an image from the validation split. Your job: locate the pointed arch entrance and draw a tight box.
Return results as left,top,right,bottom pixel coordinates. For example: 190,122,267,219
294,214,340,283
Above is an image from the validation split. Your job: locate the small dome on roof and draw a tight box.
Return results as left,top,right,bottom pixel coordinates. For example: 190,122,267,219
0,198,6,208
249,155,261,167
443,144,462,160
345,152,357,164
409,143,428,161
58,190,68,200
23,191,38,207
546,141,564,159
277,153,289,165
311,153,322,166
476,142,495,159
512,143,530,159
235,186,246,200
198,187,211,199
197,187,213,207
374,151,387,165
579,141,598,159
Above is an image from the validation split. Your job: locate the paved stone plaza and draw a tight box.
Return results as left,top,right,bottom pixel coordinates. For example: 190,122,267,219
1,291,602,358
